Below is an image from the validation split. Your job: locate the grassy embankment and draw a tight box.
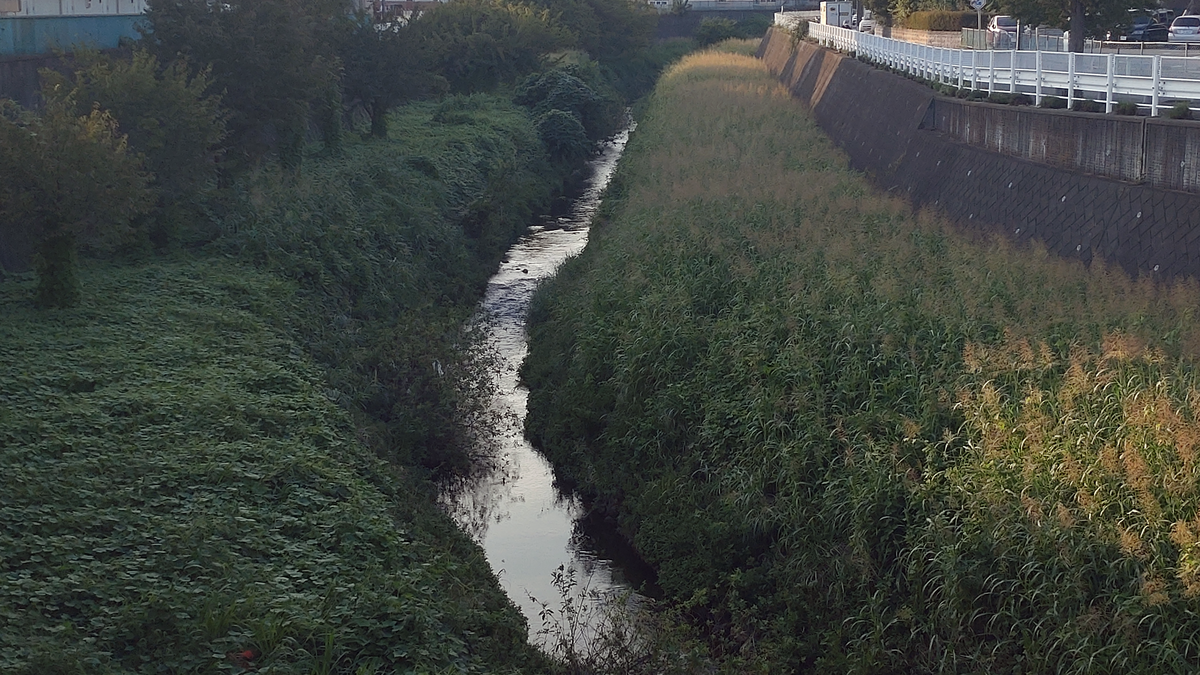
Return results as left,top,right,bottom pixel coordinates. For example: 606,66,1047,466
1,97,559,674
523,48,1200,672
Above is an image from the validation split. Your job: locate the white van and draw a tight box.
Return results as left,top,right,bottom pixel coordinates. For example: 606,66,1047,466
858,9,874,32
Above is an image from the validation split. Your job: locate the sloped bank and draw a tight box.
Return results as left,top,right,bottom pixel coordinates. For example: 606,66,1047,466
524,47,1200,672
757,27,1200,281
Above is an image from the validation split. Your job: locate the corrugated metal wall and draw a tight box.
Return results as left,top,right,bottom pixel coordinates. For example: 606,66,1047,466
0,15,141,55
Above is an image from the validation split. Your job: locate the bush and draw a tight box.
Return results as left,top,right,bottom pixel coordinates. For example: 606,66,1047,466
1072,98,1104,113
1168,100,1193,120
1009,92,1031,106
900,10,974,31
695,17,739,46
986,91,1012,104
536,108,593,162
514,62,624,143
1040,94,1067,109
1114,100,1139,115
0,101,152,307
737,14,774,38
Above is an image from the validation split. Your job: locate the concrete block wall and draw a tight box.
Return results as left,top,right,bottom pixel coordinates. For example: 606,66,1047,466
757,27,1200,281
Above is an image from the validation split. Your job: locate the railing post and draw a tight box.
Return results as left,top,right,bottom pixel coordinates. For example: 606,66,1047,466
1067,51,1076,109
1151,54,1161,117
1105,53,1115,113
989,49,996,94
1010,50,1017,93
1035,49,1043,104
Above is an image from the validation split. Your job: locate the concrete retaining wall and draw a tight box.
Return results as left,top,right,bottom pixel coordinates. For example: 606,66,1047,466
758,27,1200,281
930,100,1200,191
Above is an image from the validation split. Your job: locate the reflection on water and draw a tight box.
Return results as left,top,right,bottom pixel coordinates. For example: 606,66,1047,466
439,123,647,644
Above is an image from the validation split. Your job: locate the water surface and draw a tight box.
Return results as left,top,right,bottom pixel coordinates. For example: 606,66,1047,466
440,125,645,644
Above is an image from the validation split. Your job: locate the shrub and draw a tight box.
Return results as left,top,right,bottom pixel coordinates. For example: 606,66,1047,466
1114,100,1139,115
1040,94,1067,108
987,91,1012,104
695,17,739,46
1168,100,1192,120
536,108,592,162
900,10,974,31
1072,98,1105,112
0,101,152,307
514,63,624,142
1009,92,1031,105
737,14,774,38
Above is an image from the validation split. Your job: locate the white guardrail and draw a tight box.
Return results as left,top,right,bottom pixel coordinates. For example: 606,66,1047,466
796,20,1200,116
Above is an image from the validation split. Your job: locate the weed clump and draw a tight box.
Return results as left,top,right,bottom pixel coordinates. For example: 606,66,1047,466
1169,100,1193,120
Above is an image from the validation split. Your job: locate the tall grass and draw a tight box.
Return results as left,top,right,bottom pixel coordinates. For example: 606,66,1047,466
523,49,1200,672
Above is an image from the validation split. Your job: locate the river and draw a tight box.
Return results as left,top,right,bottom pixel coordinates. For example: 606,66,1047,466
439,122,653,648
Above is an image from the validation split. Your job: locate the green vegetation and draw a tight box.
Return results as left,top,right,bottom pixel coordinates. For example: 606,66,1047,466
1169,100,1193,120
219,97,559,474
1040,94,1068,108
894,10,975,30
1115,100,1140,116
0,260,546,674
693,17,774,47
1,0,690,669
523,50,1200,672
0,100,152,308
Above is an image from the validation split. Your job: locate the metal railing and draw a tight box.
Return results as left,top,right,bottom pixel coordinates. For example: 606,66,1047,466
800,21,1200,116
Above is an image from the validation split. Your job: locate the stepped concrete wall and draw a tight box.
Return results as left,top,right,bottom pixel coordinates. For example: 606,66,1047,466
758,27,1200,281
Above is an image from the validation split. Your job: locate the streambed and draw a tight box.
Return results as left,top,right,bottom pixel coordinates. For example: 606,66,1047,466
439,122,652,645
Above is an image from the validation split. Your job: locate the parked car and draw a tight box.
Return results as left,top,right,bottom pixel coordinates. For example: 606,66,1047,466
988,15,1018,48
1170,14,1200,42
1120,15,1169,41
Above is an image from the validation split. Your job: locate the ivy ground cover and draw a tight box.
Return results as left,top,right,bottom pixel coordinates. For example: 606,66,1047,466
0,260,544,674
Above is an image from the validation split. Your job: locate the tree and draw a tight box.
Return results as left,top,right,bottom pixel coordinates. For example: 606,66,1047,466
338,14,447,138
514,64,623,142
414,0,571,93
142,0,346,167
0,101,152,307
523,0,655,63
999,0,1126,50
41,50,226,246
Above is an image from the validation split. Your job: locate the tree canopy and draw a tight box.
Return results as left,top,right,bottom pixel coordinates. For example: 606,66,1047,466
142,0,346,164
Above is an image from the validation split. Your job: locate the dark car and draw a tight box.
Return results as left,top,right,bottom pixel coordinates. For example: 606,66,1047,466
1122,15,1169,41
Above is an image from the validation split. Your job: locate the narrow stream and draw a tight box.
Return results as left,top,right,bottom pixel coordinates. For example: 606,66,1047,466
439,123,650,646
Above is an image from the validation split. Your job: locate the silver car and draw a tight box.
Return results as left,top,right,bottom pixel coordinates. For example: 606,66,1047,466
1169,15,1200,42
